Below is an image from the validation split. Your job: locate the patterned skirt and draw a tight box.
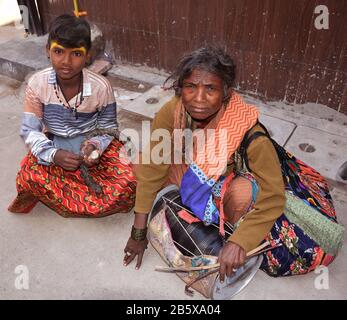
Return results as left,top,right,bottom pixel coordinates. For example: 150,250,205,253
8,139,136,217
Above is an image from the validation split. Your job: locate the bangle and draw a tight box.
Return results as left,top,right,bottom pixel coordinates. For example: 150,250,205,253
51,149,59,165
131,225,147,241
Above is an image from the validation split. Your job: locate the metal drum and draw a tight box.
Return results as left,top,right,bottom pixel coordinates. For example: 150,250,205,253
149,185,263,300
149,185,233,257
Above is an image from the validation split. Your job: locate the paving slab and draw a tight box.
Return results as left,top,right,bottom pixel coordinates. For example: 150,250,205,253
114,89,142,108
284,126,347,182
121,85,174,120
244,95,347,138
258,114,296,146
0,35,49,81
109,65,169,87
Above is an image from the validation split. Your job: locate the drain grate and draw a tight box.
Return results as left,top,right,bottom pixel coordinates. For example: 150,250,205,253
337,162,347,181
146,97,159,104
299,143,316,153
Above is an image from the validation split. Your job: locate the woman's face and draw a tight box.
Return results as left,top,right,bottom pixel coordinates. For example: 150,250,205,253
181,69,224,122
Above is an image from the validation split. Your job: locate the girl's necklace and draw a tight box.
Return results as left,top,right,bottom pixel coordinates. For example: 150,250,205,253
54,72,84,119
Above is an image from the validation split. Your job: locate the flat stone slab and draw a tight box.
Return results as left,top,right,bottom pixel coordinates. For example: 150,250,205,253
121,85,174,119
0,35,49,81
244,95,347,138
87,59,112,75
284,125,347,181
109,65,169,86
258,114,296,146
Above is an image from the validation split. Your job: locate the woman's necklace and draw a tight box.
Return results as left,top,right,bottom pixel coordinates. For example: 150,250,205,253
54,72,84,119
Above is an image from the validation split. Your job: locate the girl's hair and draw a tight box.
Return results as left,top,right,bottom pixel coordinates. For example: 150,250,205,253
165,46,236,101
47,14,91,50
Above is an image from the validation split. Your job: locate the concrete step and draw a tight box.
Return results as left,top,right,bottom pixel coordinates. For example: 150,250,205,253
0,35,49,81
121,85,174,119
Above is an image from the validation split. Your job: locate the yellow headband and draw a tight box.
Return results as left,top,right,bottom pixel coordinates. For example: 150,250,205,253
50,41,87,55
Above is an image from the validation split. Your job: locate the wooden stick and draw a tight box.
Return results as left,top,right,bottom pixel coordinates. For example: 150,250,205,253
155,241,281,273
245,240,270,257
155,264,220,272
183,243,282,297
247,243,282,258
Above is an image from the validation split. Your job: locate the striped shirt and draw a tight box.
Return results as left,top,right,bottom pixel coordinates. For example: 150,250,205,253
20,67,117,165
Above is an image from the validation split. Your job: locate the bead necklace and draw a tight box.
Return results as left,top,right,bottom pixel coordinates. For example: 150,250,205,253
53,72,84,119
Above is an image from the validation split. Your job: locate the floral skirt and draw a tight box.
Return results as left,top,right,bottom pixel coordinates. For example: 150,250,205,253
247,141,340,276
8,139,136,217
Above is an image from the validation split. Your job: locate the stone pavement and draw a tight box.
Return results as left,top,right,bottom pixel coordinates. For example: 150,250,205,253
0,27,346,300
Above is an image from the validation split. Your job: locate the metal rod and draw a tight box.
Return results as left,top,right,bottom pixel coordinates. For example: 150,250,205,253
173,240,197,257
155,242,282,272
165,202,204,256
162,196,233,236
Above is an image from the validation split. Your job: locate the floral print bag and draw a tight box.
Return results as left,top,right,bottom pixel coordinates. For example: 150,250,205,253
239,122,344,276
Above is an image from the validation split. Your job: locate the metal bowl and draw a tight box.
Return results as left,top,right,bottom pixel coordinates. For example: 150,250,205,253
212,254,263,300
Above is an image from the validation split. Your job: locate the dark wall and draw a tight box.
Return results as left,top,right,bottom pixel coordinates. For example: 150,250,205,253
37,0,347,115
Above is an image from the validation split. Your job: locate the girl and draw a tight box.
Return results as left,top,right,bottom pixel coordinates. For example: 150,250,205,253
8,14,136,217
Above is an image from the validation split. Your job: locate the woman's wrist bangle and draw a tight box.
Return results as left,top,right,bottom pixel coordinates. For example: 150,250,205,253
131,225,147,241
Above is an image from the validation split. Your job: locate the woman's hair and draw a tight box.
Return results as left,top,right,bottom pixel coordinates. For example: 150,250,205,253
165,46,236,101
47,14,91,50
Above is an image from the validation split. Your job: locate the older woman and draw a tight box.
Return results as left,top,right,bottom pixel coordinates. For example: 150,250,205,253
123,46,342,281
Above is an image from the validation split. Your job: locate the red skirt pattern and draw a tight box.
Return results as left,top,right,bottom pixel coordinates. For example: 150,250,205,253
8,140,136,217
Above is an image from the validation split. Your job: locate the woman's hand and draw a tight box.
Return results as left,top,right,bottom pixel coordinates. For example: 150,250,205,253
123,213,149,269
53,149,83,171
123,237,148,269
218,241,246,282
80,143,100,167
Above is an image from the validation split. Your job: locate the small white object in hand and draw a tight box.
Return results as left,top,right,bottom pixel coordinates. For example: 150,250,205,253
89,150,100,160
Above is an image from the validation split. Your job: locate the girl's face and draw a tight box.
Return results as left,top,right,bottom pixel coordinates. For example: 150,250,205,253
47,41,88,81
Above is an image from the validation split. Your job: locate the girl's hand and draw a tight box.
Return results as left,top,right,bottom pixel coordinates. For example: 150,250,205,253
80,143,100,167
53,149,83,171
